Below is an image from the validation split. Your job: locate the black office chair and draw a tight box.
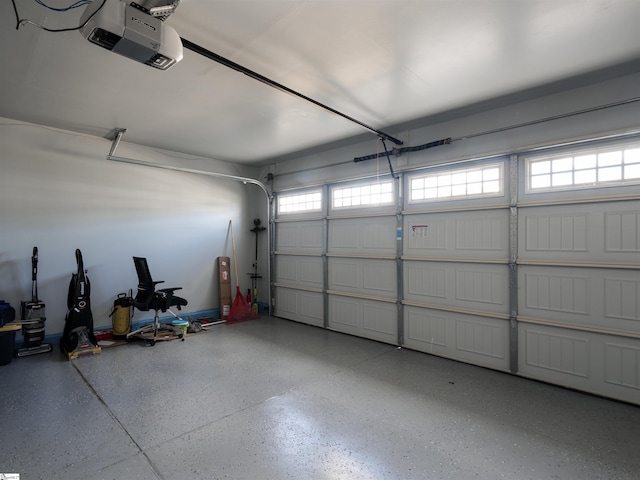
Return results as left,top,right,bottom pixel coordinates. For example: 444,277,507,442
127,256,188,346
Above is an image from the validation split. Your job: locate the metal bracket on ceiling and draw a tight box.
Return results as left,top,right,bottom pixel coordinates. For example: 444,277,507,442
107,128,127,157
132,1,181,21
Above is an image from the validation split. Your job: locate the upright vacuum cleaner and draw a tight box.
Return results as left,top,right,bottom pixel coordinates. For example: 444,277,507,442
60,249,100,359
18,247,52,357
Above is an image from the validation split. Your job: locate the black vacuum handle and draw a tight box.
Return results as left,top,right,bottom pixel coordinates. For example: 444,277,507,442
32,246,38,279
31,246,38,301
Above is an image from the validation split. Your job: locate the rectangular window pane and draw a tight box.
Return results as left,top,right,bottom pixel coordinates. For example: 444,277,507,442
552,171,573,186
599,166,622,182
438,174,451,186
552,157,572,172
531,174,550,189
624,164,640,180
425,177,438,188
467,170,482,183
531,161,550,175
467,182,482,195
483,168,500,181
452,184,466,196
574,169,596,184
424,188,437,199
598,151,622,167
452,172,467,185
483,180,500,193
625,148,640,164
575,154,596,169
438,186,451,197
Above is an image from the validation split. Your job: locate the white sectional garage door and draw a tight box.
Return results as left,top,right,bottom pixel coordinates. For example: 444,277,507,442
326,215,398,344
516,143,640,404
273,139,640,405
274,214,325,327
402,207,512,372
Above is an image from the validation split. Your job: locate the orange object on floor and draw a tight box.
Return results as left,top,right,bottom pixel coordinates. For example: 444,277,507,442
227,220,258,323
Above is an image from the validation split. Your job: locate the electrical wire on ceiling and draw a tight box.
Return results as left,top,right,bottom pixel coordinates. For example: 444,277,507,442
11,0,106,31
33,0,92,12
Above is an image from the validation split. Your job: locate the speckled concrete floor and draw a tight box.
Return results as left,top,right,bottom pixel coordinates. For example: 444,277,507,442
1,316,638,480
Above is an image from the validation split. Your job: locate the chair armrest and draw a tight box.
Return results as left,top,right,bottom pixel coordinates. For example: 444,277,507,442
158,287,182,294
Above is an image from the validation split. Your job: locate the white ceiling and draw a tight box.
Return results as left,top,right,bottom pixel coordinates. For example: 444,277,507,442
2,0,640,166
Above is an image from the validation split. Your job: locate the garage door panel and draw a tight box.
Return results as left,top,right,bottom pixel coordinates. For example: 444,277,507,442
604,274,640,327
275,255,323,289
456,317,507,360
519,265,639,334
276,288,297,315
274,287,323,327
328,295,397,344
276,221,323,254
328,217,396,255
604,210,640,253
519,323,640,405
522,327,590,378
404,210,509,260
363,303,397,339
405,307,448,348
604,341,640,391
328,257,396,298
519,202,640,263
404,306,509,370
405,261,509,315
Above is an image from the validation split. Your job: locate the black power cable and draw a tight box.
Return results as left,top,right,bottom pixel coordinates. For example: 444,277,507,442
11,0,107,32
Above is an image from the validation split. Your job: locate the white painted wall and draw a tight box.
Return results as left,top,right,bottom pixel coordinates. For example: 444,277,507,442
0,119,268,336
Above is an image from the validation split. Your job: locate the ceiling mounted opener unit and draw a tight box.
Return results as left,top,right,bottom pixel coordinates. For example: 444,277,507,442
79,0,183,70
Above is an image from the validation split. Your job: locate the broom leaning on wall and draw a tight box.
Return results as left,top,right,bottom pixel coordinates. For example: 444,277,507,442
226,220,258,323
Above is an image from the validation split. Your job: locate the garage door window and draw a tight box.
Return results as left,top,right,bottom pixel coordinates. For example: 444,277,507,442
277,190,322,214
408,163,503,203
527,144,640,192
332,181,394,209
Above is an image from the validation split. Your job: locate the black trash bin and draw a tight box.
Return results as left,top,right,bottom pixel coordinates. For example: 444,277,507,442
0,330,17,365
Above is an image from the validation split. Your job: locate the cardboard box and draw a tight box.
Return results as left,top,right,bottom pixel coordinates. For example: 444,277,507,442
218,257,231,319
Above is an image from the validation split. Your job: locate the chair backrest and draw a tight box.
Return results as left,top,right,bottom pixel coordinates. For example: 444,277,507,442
132,257,155,311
